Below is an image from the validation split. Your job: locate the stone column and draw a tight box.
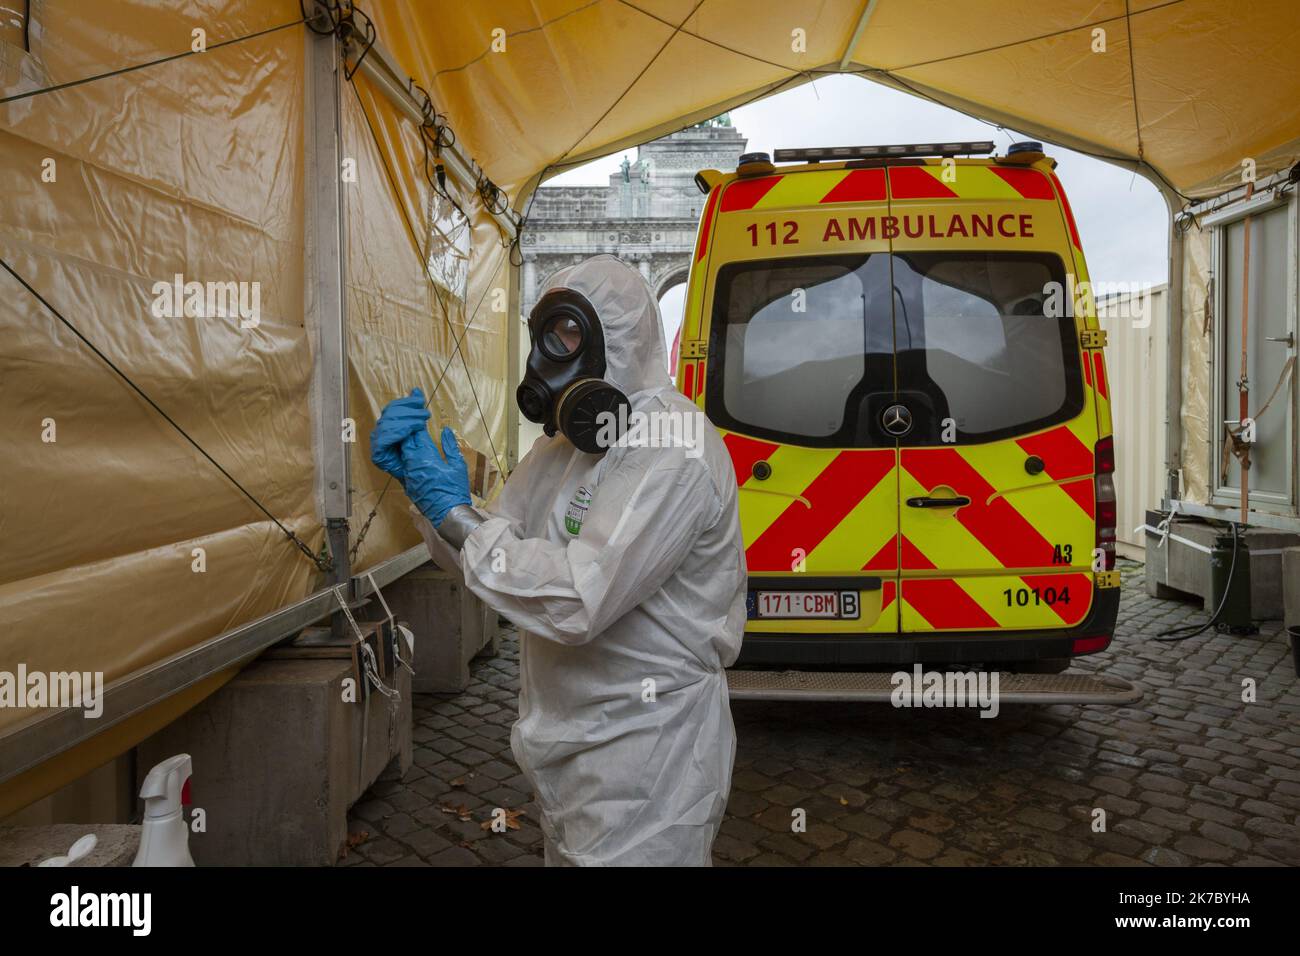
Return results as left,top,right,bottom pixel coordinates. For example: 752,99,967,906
521,257,536,317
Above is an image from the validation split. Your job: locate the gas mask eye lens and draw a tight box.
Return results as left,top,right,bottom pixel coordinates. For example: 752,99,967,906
541,314,584,360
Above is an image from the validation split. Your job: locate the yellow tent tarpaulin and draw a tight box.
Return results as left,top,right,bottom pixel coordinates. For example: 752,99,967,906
368,0,1300,205
3,0,1298,815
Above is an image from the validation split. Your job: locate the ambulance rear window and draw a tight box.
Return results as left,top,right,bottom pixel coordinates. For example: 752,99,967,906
707,251,1082,446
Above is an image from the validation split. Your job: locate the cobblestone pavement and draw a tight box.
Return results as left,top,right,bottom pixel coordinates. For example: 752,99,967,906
344,560,1300,866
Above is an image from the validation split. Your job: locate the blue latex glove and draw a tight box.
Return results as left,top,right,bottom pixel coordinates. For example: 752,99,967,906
402,425,471,526
370,388,430,481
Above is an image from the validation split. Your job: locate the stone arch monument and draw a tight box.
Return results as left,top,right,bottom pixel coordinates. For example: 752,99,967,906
519,121,747,319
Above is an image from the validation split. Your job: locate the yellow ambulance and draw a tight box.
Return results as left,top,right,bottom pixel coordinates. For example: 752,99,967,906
679,141,1119,673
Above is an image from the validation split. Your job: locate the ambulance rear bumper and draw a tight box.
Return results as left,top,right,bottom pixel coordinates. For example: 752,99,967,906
734,587,1120,668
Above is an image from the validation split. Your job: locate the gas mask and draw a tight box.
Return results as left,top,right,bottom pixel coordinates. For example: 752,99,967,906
516,287,631,454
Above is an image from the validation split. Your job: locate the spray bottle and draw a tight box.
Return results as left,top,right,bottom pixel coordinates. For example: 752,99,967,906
133,753,195,867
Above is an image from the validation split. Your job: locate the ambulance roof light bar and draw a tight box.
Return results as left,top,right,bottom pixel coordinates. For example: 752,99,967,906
773,141,996,163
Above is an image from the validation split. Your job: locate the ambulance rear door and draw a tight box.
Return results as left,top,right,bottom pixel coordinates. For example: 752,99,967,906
884,162,1099,633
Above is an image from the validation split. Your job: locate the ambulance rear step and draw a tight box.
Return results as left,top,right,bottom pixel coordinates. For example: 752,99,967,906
726,669,1142,705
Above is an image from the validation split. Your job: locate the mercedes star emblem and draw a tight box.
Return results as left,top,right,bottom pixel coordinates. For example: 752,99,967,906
881,403,913,437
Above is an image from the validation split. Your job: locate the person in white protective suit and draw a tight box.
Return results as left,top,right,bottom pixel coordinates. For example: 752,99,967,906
368,255,747,866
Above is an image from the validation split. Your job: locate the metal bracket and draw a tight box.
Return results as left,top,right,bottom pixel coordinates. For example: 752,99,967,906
1080,328,1108,349
1095,570,1122,589
682,340,708,358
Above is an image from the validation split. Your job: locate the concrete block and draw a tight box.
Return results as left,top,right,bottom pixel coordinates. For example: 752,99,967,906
137,656,410,866
370,566,495,693
1142,512,1299,619
0,824,139,867
1143,510,1205,602
1248,530,1300,620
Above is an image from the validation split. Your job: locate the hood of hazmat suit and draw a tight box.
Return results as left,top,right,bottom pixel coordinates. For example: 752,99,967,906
417,255,747,865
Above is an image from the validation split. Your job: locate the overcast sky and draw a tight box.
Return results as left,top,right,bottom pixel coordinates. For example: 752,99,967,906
548,74,1169,349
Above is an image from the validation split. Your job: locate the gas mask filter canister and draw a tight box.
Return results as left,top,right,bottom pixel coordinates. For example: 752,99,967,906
516,287,630,454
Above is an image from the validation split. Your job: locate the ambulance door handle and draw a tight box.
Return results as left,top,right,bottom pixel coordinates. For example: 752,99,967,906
906,495,971,509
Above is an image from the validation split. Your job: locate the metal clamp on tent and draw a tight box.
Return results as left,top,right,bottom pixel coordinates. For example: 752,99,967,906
332,6,522,244
365,571,415,677
331,584,398,788
332,586,398,702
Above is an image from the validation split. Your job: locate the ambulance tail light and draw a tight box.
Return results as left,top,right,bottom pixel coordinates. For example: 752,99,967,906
1095,436,1116,571
694,169,724,194
1071,634,1112,655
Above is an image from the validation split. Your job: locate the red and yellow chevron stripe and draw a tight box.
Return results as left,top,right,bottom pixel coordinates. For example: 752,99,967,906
722,417,1098,634
714,162,1060,214
724,432,899,634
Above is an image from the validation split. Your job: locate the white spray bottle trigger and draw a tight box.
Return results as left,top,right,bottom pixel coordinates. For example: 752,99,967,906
139,753,191,819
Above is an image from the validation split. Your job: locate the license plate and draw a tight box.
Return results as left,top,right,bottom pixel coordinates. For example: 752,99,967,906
753,590,860,620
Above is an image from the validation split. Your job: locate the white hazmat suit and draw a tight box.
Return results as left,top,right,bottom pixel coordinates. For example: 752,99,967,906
416,255,747,865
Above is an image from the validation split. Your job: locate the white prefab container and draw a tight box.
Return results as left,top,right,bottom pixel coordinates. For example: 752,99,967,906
1098,284,1168,557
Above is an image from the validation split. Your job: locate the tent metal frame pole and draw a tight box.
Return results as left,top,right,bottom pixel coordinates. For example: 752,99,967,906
839,0,879,70
505,245,522,470
0,545,429,787
1162,185,1185,506
305,26,352,597
507,169,550,469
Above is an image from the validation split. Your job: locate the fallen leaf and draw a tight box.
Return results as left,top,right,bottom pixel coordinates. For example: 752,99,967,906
479,808,527,833
338,830,369,860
